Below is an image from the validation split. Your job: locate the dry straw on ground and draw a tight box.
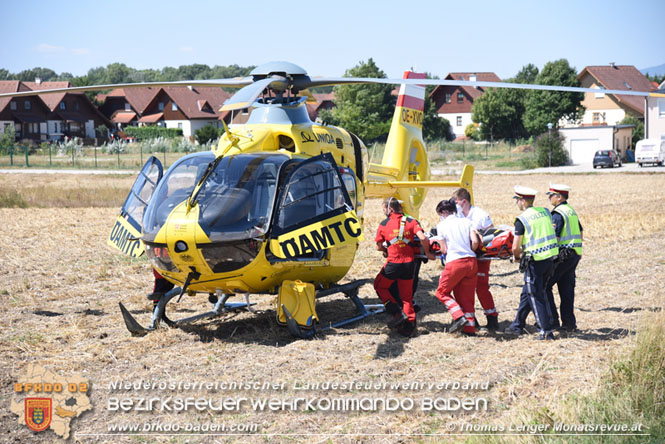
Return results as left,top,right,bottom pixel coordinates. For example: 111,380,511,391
1,172,664,443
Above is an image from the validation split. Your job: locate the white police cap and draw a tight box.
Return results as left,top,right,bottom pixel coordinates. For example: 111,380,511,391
513,185,537,199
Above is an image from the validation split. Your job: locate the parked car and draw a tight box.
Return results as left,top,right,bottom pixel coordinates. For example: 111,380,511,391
635,139,665,167
593,149,622,168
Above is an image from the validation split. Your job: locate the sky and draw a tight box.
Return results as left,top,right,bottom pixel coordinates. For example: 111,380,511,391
2,0,664,81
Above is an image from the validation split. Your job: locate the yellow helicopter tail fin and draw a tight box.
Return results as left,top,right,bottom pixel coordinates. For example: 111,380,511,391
367,72,475,216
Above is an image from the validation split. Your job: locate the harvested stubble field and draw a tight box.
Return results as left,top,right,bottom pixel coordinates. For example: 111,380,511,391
1,171,664,443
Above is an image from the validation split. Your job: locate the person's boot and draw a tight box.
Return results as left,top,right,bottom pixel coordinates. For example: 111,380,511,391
449,316,469,333
486,315,499,332
388,311,407,329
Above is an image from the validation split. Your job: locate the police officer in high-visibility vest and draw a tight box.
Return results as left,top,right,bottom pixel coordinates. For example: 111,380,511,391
504,186,559,340
545,184,583,332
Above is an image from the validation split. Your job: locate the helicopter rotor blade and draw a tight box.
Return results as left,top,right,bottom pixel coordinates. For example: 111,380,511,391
220,76,289,111
303,76,658,98
0,77,253,99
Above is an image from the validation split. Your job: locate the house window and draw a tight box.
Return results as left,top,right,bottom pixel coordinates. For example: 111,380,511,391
74,102,79,111
60,102,66,110
456,116,462,126
592,112,600,123
177,122,183,129
125,102,131,111
172,103,178,111
10,101,16,110
242,108,249,115
445,93,451,104
659,98,665,117
158,102,164,111
25,100,31,110
457,93,464,103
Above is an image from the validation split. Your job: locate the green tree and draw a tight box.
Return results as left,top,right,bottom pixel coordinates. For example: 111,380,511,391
194,125,221,145
471,64,538,141
0,125,16,154
16,67,58,81
0,68,11,80
523,59,584,135
105,63,133,84
532,130,568,167
319,58,394,142
618,114,644,148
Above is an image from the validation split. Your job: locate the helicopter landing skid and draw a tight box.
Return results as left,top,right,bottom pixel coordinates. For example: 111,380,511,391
284,279,385,339
119,288,255,337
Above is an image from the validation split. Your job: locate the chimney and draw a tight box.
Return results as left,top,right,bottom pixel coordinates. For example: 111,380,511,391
35,77,41,84
188,85,193,91
469,73,479,89
609,62,617,69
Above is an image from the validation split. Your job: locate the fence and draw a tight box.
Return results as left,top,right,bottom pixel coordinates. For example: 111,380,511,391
0,138,213,170
1,138,533,171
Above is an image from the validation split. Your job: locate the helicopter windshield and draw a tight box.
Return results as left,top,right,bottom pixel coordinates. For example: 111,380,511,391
142,151,215,241
195,153,289,242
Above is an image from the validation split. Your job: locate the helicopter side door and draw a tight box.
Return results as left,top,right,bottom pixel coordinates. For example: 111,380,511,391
107,156,163,257
269,153,363,260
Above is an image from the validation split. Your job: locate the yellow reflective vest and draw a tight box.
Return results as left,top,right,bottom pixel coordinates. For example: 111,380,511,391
553,203,583,256
517,207,559,261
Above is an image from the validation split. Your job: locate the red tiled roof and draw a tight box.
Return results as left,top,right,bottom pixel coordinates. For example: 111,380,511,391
0,81,22,110
162,86,231,119
579,65,655,114
112,111,137,123
22,81,71,111
445,72,502,99
138,112,164,123
105,88,161,114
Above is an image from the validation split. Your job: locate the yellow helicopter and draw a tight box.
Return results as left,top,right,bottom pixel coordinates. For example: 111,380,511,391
3,61,660,337
106,62,476,337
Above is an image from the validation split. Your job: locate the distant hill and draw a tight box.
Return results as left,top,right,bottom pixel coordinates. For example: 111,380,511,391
640,63,665,76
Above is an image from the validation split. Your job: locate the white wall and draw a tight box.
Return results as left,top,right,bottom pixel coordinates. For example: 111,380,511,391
438,112,472,138
646,97,665,141
165,120,192,137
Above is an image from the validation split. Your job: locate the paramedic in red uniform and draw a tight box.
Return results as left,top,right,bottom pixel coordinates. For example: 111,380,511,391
374,197,434,336
452,187,499,331
434,199,483,335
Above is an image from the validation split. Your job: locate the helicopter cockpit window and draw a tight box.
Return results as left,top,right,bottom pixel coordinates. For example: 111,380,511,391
195,153,289,242
142,151,215,241
276,159,349,231
122,157,162,231
340,171,357,208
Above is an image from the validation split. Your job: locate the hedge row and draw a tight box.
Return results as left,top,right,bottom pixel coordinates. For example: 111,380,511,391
123,127,183,140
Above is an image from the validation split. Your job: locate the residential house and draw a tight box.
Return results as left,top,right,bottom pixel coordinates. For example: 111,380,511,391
0,80,109,142
645,80,665,143
25,81,110,141
306,93,336,121
99,86,231,137
0,80,51,141
567,64,655,127
429,72,501,139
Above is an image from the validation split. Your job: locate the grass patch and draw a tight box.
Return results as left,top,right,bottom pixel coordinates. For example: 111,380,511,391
466,309,665,444
0,189,28,208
